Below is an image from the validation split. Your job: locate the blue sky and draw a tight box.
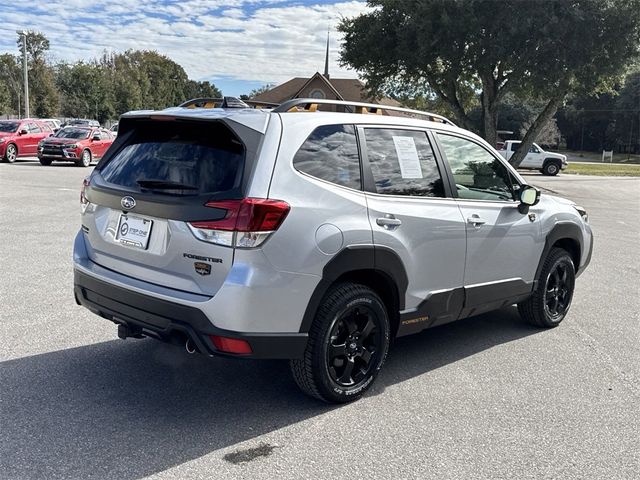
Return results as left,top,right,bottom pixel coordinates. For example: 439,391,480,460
0,0,369,96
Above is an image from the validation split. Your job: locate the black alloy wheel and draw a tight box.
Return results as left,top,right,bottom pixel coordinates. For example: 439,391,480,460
326,304,382,387
518,247,575,327
291,283,390,403
543,260,574,321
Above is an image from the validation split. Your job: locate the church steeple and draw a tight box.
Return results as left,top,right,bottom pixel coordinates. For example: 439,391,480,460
323,29,330,79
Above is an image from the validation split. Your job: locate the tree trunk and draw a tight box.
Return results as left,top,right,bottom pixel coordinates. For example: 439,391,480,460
482,97,498,147
480,73,499,146
509,85,569,168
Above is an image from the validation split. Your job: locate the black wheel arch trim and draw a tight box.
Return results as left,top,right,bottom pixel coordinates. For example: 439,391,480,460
535,223,584,284
298,245,408,333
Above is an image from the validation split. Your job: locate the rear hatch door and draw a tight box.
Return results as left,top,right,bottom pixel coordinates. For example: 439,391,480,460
82,117,255,296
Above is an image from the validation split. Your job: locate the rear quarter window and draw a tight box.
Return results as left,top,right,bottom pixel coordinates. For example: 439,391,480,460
292,124,361,190
99,120,244,195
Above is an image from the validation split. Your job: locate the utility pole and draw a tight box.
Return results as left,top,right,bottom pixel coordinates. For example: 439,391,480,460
18,30,29,118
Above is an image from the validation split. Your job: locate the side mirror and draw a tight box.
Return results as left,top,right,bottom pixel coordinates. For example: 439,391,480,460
518,185,540,214
19,129,28,135
92,135,100,141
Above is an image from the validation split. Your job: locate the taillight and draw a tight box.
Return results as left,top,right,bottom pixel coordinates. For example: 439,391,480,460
188,198,290,248
80,177,90,213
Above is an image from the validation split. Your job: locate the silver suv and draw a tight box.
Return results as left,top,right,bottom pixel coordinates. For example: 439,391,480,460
73,97,593,403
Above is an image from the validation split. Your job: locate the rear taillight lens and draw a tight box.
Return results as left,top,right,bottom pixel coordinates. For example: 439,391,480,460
188,198,290,248
80,177,90,213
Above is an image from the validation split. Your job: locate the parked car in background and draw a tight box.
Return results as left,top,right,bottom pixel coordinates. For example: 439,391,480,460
38,126,114,167
42,118,62,133
64,119,100,128
110,123,118,135
0,119,53,163
499,140,568,176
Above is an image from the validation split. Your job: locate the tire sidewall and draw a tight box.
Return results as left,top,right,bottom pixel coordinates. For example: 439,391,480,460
315,292,390,402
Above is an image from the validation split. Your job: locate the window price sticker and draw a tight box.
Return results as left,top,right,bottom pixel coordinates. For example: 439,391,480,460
392,136,423,179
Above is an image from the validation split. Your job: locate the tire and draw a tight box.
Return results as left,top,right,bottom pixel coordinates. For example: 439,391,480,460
77,149,92,167
542,161,561,176
290,283,390,403
518,247,575,328
39,158,52,166
3,143,18,163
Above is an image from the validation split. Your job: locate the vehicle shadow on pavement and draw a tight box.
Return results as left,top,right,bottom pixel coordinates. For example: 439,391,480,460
0,307,538,479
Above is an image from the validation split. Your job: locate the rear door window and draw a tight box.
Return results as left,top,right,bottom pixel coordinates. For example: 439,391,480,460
363,128,445,197
99,120,244,195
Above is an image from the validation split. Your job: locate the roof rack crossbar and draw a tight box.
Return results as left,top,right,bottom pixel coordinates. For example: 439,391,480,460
272,98,456,126
178,97,278,109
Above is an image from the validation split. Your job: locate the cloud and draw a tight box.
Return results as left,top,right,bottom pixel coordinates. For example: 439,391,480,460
0,0,370,85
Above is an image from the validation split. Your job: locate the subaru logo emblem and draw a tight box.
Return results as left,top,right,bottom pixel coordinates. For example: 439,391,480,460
121,196,136,210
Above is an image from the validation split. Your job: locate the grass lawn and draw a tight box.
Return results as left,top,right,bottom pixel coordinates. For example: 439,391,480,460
564,162,640,176
564,150,640,164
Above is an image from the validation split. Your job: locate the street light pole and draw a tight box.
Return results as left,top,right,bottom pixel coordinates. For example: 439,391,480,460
18,30,29,119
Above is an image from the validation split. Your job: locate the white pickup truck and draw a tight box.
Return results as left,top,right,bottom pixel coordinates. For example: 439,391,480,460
498,141,568,176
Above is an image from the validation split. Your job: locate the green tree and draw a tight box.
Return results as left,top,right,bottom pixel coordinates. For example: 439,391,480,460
339,0,640,166
184,80,222,100
0,54,22,115
248,84,275,99
56,62,114,123
16,31,59,117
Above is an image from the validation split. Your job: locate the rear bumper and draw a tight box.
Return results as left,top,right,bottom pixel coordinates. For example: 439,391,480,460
74,269,308,359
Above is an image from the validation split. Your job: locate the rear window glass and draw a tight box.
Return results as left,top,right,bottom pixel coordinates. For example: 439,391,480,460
100,120,244,195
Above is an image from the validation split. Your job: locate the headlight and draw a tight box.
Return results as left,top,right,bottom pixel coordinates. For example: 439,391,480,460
573,205,588,222
0,138,5,144
65,144,79,149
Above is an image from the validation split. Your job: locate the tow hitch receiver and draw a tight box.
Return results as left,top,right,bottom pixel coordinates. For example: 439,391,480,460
117,323,143,340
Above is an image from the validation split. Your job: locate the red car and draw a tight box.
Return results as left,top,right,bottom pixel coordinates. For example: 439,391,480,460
38,127,115,167
0,119,53,163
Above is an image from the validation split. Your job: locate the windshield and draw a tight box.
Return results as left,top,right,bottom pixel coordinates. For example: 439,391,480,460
0,122,20,133
54,128,90,139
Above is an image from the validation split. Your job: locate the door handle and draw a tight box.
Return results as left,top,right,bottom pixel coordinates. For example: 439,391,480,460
376,214,402,230
466,214,486,227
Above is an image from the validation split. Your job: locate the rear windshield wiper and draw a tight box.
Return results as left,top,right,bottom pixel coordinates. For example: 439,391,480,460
137,179,199,190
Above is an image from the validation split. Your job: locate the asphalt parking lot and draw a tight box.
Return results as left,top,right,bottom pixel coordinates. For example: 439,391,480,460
1,160,639,479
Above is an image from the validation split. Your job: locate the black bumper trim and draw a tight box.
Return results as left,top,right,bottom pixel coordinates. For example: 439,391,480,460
74,270,308,359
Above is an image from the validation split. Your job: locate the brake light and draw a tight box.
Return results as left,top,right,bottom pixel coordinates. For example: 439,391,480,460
210,335,252,354
188,198,290,248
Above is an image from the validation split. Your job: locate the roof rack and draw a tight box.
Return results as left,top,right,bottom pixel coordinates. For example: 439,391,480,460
178,97,278,109
272,98,456,126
